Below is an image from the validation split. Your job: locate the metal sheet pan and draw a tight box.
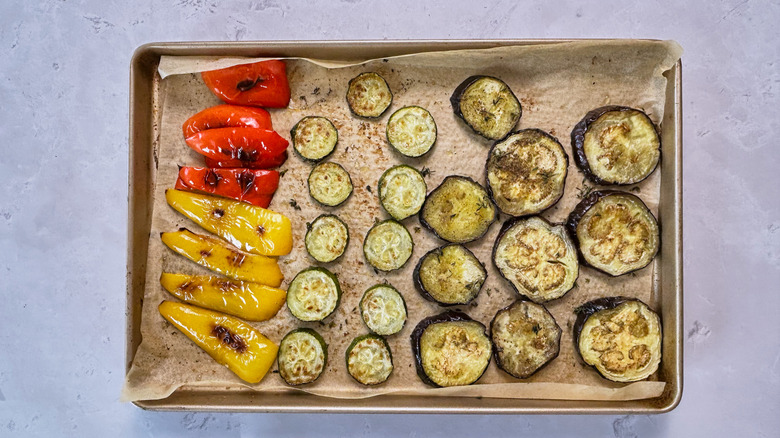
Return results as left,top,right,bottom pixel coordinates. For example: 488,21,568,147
127,40,682,414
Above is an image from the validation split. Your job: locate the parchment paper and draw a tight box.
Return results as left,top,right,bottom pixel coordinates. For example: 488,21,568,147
122,41,682,402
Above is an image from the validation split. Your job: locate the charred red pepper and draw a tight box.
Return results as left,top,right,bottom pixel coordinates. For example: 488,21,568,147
201,60,290,108
175,167,280,208
185,127,288,168
182,105,273,138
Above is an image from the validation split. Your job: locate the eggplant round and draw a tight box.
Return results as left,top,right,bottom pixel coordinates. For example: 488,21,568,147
277,328,328,386
493,216,579,303
411,311,492,387
486,129,568,217
419,175,497,244
346,72,393,119
567,190,659,277
574,297,662,382
413,244,487,306
490,300,561,379
571,106,660,185
345,334,394,385
450,75,521,140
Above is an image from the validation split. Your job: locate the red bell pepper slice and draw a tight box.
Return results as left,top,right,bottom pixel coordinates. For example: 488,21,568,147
185,127,288,168
203,152,287,170
201,60,290,108
174,167,279,207
182,104,273,138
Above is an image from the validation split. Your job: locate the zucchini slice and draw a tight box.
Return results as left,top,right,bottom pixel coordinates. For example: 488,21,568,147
419,175,497,243
277,328,328,386
493,216,579,303
386,106,437,157
305,214,349,263
411,311,492,387
450,75,521,140
574,297,662,382
567,191,659,277
486,129,568,216
360,284,407,336
308,162,353,207
286,267,341,321
572,106,660,185
378,165,427,221
346,72,393,118
413,244,486,306
291,116,338,162
490,300,561,379
345,334,394,385
363,219,414,272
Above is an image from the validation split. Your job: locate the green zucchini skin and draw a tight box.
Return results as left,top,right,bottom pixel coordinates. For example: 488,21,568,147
277,328,328,386
346,72,393,119
345,333,394,385
450,75,522,141
378,165,427,221
386,106,437,157
305,214,349,263
286,267,342,322
413,244,487,306
419,175,497,244
291,116,339,162
307,162,353,207
360,284,408,336
362,219,414,272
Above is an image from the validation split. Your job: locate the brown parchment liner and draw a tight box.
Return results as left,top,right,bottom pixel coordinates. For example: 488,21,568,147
122,41,682,402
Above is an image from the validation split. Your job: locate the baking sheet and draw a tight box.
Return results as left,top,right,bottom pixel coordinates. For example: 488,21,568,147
122,40,682,402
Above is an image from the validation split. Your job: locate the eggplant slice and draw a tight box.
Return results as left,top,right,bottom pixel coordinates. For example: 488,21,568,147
345,334,394,385
451,76,521,140
413,244,487,306
493,216,578,303
277,328,328,386
574,297,662,382
567,191,659,277
486,129,568,217
491,300,561,379
346,72,393,118
411,311,492,387
571,106,661,185
420,175,497,244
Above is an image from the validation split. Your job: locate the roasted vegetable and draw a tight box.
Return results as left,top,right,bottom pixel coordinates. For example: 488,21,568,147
486,129,568,216
378,165,427,221
411,311,492,387
308,162,353,207
346,72,393,118
182,104,273,137
386,106,437,157
574,297,662,382
304,214,349,263
360,284,407,336
345,334,393,385
277,328,328,386
161,228,283,287
201,60,290,108
419,175,497,243
204,152,288,170
291,116,339,162
490,300,561,379
362,219,413,272
413,244,486,306
166,189,292,256
286,267,341,322
493,216,578,303
158,301,278,383
185,127,288,169
572,106,660,185
160,273,286,321
567,191,659,276
175,167,279,208
450,75,521,140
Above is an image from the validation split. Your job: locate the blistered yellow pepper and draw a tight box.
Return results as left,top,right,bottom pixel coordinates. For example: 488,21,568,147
166,189,292,256
161,228,283,287
158,301,278,383
160,273,286,321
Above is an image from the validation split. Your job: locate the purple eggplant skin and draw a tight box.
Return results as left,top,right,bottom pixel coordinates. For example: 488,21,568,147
418,175,498,244
565,190,660,277
413,243,487,307
410,311,490,387
570,105,661,186
450,75,522,140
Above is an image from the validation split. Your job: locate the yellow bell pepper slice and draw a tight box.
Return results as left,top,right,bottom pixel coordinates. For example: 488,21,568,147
160,273,286,322
158,301,278,384
161,228,283,287
166,189,292,256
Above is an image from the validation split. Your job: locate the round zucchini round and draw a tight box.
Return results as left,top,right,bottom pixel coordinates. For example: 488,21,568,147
490,300,561,379
450,75,521,141
305,214,349,263
286,267,341,322
362,219,414,272
413,244,487,306
574,297,662,382
345,334,394,385
486,129,568,217
493,216,579,303
308,162,353,207
277,328,328,386
346,72,393,118
571,106,661,185
386,106,437,157
566,190,659,277
411,311,492,387
291,116,338,162
378,165,427,221
419,175,497,244
360,284,407,336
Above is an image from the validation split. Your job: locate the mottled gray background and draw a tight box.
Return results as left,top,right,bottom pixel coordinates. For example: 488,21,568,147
1,0,778,437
